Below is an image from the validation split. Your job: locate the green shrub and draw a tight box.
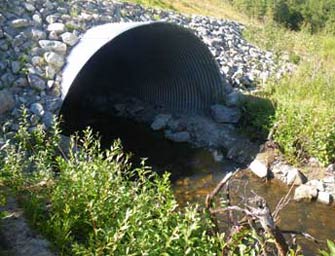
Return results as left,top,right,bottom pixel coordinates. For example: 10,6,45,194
0,113,306,255
239,94,275,140
0,114,220,255
320,240,335,256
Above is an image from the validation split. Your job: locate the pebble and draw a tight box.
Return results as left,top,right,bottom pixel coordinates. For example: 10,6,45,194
10,19,30,28
44,52,65,69
47,23,66,33
38,40,67,54
28,74,46,91
60,32,79,46
0,89,15,114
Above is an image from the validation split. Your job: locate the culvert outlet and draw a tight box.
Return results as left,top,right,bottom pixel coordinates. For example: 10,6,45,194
60,22,225,131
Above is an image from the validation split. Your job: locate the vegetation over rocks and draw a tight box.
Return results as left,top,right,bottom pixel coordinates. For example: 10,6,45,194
0,113,310,255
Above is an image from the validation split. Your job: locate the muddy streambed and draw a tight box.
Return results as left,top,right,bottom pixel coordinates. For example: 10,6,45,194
77,113,335,255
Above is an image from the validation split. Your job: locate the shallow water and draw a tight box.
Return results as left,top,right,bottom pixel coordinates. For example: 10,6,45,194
79,113,335,255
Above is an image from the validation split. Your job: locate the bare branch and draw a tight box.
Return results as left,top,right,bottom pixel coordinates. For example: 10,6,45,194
273,183,295,223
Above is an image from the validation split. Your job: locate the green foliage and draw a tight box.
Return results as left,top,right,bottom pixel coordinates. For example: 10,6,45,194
240,94,275,140
269,61,335,165
0,114,304,255
0,114,220,255
320,240,335,256
228,0,335,34
243,19,335,167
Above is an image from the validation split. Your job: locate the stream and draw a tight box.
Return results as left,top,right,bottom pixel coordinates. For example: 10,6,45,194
75,113,335,255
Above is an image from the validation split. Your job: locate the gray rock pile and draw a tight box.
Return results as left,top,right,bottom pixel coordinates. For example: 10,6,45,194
0,0,294,134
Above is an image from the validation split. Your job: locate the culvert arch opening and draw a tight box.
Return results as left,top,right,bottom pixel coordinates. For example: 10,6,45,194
59,22,225,132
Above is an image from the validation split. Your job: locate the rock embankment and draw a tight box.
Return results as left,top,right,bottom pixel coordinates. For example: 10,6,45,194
0,0,294,134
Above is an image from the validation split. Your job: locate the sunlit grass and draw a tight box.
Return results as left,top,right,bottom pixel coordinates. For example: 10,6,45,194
123,0,258,25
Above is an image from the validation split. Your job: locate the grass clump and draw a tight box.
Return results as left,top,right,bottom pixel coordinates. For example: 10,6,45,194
270,62,335,165
243,23,335,166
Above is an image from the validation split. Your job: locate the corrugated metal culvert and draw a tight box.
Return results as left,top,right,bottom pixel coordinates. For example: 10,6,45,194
60,22,225,125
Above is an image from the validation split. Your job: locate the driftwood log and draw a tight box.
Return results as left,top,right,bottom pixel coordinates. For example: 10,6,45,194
205,170,318,255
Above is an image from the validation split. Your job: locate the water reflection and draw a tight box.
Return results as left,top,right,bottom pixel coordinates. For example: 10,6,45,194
173,170,335,255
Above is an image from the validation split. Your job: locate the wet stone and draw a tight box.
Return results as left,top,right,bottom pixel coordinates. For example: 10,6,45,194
317,192,333,205
164,130,191,143
294,184,318,201
249,152,269,178
151,114,172,131
286,168,307,185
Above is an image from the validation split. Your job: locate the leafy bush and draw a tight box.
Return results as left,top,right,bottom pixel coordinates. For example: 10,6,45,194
320,240,335,256
0,113,221,255
239,94,275,140
0,112,306,255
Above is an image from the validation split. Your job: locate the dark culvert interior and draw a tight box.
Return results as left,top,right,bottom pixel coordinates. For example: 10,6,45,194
60,22,225,129
59,22,229,178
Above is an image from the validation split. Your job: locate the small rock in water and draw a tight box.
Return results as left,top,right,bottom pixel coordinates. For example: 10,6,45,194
164,130,190,143
294,184,318,201
306,179,325,192
151,114,171,131
211,149,224,162
210,104,241,123
286,168,307,185
317,191,332,205
249,152,269,178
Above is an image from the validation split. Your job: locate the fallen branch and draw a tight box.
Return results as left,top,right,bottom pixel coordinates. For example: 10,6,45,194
205,169,240,234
